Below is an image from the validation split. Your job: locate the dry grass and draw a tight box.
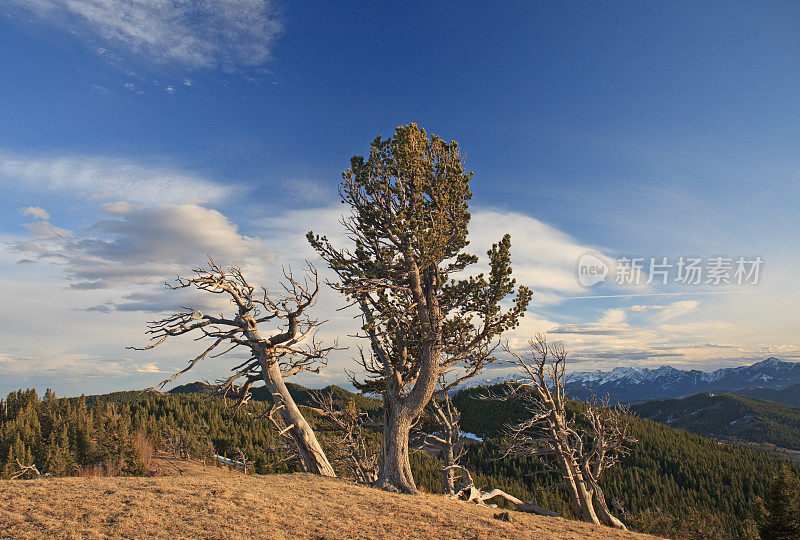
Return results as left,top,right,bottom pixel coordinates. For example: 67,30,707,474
0,457,657,539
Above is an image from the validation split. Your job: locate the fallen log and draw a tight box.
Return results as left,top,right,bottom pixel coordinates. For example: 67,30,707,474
447,465,559,517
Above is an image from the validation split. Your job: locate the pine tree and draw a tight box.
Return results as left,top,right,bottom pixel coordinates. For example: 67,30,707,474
759,464,800,540
309,123,531,493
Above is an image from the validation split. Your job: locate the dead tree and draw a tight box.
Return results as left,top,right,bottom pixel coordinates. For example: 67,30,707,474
415,379,557,516
236,448,248,474
413,384,463,495
129,258,336,477
310,391,378,484
497,334,636,529
12,459,44,480
449,465,558,516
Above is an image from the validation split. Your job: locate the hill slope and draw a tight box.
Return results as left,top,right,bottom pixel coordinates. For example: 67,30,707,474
0,465,654,540
453,385,791,537
1,384,784,537
735,382,800,408
168,381,383,414
631,392,800,451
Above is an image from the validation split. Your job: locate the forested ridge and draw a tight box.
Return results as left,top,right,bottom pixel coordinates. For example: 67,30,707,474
453,385,797,538
735,383,800,408
0,384,388,480
2,384,797,538
632,392,800,454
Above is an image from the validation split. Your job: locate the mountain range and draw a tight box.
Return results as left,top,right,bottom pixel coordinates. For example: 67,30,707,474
462,357,800,403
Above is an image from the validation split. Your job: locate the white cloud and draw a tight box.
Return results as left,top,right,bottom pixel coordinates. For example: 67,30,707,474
20,206,50,220
648,300,700,323
136,362,165,374
23,221,70,240
15,0,282,71
123,81,143,94
600,308,627,325
2,183,798,394
258,206,614,306
467,209,614,304
88,290,229,314
13,203,266,290
0,151,233,205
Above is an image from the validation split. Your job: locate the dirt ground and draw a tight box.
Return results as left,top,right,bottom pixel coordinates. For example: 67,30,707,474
0,456,656,539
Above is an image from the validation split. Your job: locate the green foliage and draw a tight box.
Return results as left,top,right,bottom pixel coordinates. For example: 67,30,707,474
633,392,800,452
169,381,383,417
736,383,800,409
7,382,797,539
452,385,796,538
758,465,800,540
0,388,328,479
282,383,382,416
307,124,532,395
626,507,733,539
1,389,150,477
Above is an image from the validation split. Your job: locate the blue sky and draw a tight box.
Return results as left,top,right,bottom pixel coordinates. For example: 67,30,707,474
1,1,799,396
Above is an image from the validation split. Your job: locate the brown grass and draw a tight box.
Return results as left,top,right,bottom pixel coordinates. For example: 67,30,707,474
0,457,658,539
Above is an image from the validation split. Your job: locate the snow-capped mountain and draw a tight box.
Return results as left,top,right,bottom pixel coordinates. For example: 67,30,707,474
563,357,800,403
457,358,800,403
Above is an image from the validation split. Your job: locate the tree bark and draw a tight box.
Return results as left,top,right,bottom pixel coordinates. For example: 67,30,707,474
376,398,417,493
260,360,335,477
458,484,559,517
557,453,601,525
583,469,627,529
442,443,456,495
573,470,601,525
373,259,442,494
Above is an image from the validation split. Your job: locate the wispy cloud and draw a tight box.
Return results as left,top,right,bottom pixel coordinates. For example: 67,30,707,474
14,0,282,71
2,168,797,394
0,350,144,377
0,151,233,205
23,221,70,240
257,206,615,305
135,362,165,374
85,290,230,314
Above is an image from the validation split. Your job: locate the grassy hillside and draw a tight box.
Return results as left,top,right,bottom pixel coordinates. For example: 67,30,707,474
631,392,800,451
2,384,791,537
0,460,655,540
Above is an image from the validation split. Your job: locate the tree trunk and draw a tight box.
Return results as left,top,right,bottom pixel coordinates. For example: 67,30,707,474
558,454,601,525
574,471,601,524
583,470,627,529
376,399,417,493
442,443,456,495
260,361,335,477
470,488,559,517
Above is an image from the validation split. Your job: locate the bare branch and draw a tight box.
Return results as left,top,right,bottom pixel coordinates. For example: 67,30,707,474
497,333,635,530
129,258,337,477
